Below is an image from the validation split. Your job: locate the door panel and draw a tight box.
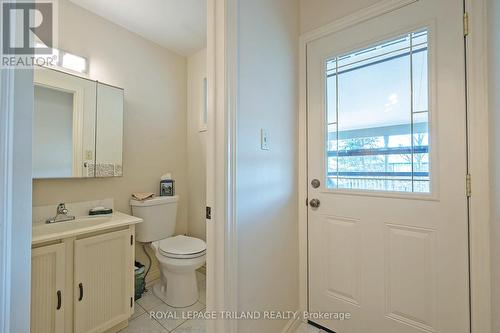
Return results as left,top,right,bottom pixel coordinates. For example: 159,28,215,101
384,224,436,332
307,1,469,332
31,243,66,333
74,229,134,333
323,216,361,306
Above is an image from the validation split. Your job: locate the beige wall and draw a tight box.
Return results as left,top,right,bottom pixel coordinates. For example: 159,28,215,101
299,0,383,33
32,0,188,279
236,0,299,332
488,0,500,331
187,49,207,240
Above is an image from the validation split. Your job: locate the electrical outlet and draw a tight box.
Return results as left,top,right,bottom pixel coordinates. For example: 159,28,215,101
261,129,270,150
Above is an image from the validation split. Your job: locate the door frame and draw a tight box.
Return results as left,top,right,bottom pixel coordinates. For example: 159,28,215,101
297,0,492,332
0,27,34,333
206,0,238,333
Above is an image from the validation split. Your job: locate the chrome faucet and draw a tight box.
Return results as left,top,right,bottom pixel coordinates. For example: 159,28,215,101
46,203,76,224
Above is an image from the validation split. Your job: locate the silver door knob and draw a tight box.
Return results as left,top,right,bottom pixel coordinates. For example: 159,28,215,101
311,179,320,189
309,199,320,208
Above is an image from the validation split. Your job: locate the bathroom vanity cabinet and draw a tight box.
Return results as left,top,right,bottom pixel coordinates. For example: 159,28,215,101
31,222,137,333
31,243,66,333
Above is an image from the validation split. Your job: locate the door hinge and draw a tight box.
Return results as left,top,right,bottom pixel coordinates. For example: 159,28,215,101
130,235,134,245
306,197,309,206
464,12,469,37
206,206,212,220
466,174,472,197
130,297,133,308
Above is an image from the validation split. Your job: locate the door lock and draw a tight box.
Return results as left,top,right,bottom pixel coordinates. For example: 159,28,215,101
311,179,321,189
309,199,321,208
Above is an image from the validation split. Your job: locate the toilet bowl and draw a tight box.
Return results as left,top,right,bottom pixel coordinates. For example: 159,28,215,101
130,196,206,308
151,235,206,307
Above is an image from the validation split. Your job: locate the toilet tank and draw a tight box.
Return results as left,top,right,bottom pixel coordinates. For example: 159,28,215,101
130,196,179,242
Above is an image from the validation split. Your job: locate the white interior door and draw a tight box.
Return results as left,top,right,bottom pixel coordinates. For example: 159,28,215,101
307,1,470,332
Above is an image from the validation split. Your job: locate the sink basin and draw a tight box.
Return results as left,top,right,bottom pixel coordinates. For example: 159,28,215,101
34,216,111,233
32,212,142,245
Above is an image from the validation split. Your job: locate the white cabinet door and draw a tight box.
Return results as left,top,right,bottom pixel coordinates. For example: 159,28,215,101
74,229,134,333
31,243,66,333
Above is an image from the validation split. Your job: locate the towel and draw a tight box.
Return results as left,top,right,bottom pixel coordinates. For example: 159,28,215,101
132,192,155,201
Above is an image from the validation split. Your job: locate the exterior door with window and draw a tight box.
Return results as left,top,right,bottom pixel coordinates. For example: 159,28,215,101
307,1,469,332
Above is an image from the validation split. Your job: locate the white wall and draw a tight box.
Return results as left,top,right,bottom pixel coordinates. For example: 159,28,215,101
32,0,188,280
236,0,299,332
299,0,383,33
488,0,500,331
187,49,207,240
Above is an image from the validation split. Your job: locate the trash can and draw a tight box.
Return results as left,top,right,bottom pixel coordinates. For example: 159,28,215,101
134,261,146,301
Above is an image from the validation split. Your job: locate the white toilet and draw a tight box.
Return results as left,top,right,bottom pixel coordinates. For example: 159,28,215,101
130,196,206,308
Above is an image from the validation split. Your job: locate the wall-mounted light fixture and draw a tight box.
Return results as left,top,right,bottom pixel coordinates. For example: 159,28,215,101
61,51,88,73
35,43,89,74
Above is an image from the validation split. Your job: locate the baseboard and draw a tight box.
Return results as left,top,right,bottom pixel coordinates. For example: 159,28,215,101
103,319,128,333
281,314,302,333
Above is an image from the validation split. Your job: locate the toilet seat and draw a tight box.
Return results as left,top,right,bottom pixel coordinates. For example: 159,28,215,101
157,235,206,259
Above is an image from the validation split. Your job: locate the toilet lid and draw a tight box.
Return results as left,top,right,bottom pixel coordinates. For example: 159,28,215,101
158,235,206,256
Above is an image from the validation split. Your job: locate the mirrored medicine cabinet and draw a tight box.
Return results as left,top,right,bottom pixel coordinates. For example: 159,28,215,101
33,67,124,179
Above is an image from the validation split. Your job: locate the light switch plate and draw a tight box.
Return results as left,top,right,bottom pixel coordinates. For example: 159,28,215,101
261,129,270,150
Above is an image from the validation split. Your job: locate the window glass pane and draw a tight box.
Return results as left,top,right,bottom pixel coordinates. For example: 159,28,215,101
326,75,337,124
413,112,430,193
412,37,428,112
325,29,430,193
326,123,338,189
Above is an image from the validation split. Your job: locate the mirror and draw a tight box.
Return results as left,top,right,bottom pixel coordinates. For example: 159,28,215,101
94,83,124,177
33,68,124,179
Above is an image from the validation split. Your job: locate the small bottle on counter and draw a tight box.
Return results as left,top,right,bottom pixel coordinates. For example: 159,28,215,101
160,173,175,196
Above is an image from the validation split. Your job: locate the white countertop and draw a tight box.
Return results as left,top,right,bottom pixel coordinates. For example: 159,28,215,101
32,211,142,245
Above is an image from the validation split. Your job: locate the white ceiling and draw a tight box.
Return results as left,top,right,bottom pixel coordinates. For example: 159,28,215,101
68,0,206,56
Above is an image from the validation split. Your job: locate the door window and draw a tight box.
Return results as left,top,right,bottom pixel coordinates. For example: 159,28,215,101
326,29,430,193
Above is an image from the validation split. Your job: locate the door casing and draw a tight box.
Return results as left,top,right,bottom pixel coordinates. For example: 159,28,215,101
206,0,239,333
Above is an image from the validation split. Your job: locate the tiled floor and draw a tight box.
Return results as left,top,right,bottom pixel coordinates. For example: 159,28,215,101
123,271,326,333
121,271,207,333
294,322,329,333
